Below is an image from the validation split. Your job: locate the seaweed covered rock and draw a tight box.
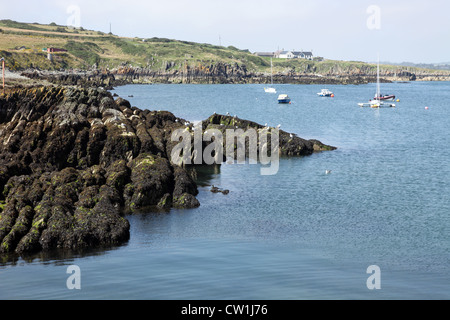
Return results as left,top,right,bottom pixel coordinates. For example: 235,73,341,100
0,86,199,254
204,113,336,157
0,167,130,253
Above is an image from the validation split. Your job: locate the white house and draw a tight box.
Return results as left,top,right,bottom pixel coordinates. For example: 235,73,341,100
294,51,313,60
277,51,293,59
276,50,314,60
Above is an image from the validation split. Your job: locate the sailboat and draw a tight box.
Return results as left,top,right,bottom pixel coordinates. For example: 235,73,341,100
264,58,276,93
358,55,395,108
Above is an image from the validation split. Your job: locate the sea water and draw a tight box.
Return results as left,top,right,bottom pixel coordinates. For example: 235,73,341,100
0,82,449,299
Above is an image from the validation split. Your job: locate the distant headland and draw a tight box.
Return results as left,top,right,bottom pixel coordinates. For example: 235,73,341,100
1,19,450,88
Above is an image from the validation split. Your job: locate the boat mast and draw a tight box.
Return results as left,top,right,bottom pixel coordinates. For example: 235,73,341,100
376,53,380,98
270,58,273,86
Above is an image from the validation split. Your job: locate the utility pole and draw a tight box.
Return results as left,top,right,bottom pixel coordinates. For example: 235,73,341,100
0,58,5,93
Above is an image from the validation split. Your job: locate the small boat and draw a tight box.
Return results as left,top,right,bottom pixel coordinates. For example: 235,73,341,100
358,100,381,108
317,89,334,97
264,87,276,93
358,55,395,108
374,94,395,101
278,94,291,104
358,99,395,108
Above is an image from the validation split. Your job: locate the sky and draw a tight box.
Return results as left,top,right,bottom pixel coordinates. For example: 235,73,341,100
2,0,449,63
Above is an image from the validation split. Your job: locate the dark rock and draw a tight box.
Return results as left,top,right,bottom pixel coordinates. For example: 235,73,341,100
204,114,336,157
157,193,172,210
173,166,198,198
0,87,201,254
172,193,200,209
127,153,174,210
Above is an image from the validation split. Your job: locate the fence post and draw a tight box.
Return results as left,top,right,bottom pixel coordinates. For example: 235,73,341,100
0,58,5,92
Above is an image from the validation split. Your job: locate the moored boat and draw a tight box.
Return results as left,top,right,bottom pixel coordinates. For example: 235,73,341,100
278,94,291,104
374,94,395,101
358,54,395,108
317,89,334,97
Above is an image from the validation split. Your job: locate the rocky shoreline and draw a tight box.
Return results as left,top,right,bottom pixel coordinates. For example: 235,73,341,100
0,86,336,255
14,61,450,88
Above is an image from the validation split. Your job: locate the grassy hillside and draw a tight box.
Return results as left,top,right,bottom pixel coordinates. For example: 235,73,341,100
0,19,269,71
0,19,449,78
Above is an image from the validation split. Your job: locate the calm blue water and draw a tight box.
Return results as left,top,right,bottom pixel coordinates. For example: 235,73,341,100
1,82,449,300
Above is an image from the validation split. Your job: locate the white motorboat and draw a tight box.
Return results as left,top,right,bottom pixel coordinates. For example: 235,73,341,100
317,89,334,97
278,94,291,104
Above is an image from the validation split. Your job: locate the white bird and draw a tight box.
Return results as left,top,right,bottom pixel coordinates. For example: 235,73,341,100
325,170,332,175
226,112,230,116
175,119,179,122
276,124,281,129
264,123,268,127
290,133,293,138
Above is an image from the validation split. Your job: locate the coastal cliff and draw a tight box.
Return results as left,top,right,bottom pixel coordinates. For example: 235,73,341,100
107,62,449,84
18,61,450,88
0,86,335,255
